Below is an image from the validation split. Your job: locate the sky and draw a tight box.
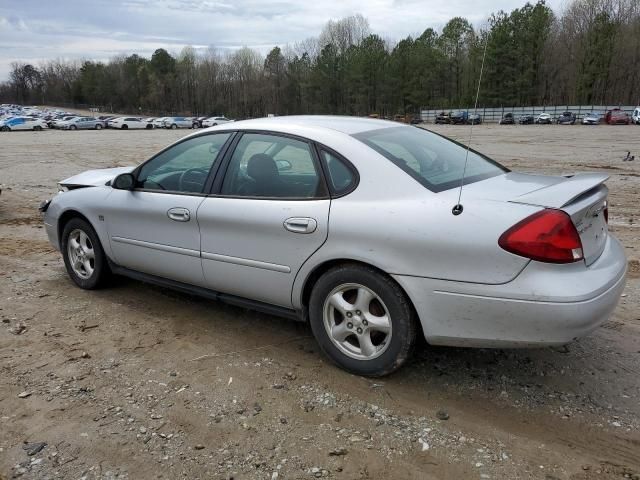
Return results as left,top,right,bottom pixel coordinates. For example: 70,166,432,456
0,0,565,81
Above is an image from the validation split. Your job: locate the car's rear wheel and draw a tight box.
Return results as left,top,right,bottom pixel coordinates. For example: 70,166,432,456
146,124,153,129
171,124,177,129
309,264,417,377
70,125,77,130
1,126,10,132
95,124,102,130
61,218,110,290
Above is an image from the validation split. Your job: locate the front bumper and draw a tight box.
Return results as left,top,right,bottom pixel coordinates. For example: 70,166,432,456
393,235,627,348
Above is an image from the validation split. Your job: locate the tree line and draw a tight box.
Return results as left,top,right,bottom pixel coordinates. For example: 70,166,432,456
1,0,638,118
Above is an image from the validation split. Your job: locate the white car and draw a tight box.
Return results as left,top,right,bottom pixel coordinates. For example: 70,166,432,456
202,116,233,127
0,116,48,131
153,117,168,129
109,117,151,130
632,107,640,125
535,113,552,124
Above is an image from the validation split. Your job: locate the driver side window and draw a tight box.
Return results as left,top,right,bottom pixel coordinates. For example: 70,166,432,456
136,133,231,193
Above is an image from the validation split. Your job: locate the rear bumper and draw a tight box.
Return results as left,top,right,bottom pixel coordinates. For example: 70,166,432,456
393,235,627,347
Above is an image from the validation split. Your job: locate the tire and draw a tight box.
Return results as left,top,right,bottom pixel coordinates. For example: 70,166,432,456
146,124,153,129
95,124,102,130
70,125,77,130
308,264,417,377
171,124,177,129
121,124,128,130
1,126,10,132
61,218,110,290
34,126,43,131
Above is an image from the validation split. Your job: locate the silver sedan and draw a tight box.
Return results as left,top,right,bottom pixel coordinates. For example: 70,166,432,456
40,116,627,376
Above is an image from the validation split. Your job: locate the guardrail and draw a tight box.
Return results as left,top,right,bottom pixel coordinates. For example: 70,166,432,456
420,105,637,123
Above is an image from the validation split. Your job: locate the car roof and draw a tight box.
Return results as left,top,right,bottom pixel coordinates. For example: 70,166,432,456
218,115,401,135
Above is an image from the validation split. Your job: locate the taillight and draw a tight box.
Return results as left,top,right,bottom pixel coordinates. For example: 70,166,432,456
498,209,583,263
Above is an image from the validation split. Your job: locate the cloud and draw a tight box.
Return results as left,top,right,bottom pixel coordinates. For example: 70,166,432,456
0,0,565,80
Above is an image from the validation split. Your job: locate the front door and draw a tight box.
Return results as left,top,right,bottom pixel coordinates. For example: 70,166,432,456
104,132,232,286
198,132,330,307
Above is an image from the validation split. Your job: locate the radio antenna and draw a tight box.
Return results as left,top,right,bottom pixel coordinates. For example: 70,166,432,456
452,31,490,216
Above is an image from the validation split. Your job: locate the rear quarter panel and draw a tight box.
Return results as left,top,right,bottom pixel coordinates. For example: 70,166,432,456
290,134,536,309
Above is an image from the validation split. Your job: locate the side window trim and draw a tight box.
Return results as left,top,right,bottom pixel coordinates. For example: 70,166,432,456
313,143,360,198
209,130,330,201
130,131,237,196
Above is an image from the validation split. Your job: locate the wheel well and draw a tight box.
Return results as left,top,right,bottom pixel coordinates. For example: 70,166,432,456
300,259,423,336
57,210,93,241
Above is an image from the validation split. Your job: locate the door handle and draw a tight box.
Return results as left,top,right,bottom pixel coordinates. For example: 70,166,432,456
283,217,317,234
167,207,191,222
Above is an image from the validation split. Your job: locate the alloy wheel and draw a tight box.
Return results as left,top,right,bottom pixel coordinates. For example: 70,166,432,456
67,229,95,279
323,283,392,360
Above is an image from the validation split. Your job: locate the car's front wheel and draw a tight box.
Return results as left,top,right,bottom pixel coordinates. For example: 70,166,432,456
309,264,417,377
95,124,102,130
61,218,110,289
121,124,128,130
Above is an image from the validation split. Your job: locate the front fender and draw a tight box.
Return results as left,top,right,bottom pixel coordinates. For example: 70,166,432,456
44,186,114,258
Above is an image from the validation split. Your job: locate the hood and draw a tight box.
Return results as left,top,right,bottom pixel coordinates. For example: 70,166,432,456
60,166,135,188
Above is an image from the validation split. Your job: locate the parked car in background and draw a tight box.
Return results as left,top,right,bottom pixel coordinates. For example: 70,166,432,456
557,111,576,125
409,115,423,125
434,112,450,124
62,117,105,130
109,117,151,130
450,110,468,125
518,114,534,125
605,109,630,125
582,112,602,125
153,117,168,129
40,115,627,376
52,115,79,129
631,107,640,125
0,116,48,131
201,116,234,128
192,116,208,128
535,113,552,124
499,113,515,125
467,113,482,125
162,117,192,129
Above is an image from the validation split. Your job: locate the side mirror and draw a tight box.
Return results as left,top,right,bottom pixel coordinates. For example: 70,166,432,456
113,173,135,190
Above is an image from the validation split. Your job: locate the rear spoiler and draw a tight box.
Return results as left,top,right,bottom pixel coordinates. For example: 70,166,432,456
509,173,609,208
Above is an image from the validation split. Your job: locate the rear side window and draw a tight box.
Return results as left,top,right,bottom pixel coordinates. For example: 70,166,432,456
319,149,357,195
353,126,507,192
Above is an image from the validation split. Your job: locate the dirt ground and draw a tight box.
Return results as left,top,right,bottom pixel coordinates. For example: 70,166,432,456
1,124,639,480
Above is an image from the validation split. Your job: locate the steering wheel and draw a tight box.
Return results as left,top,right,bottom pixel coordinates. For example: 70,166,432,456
178,167,209,192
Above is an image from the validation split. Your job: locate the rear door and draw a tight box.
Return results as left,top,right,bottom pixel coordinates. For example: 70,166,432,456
197,132,330,307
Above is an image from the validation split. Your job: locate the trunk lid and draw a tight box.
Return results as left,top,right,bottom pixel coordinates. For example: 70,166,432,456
448,172,610,266
508,173,609,266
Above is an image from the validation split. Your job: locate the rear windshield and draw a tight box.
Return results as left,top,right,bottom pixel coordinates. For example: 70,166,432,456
353,126,507,192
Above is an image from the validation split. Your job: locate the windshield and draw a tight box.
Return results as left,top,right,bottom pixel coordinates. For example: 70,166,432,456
353,126,507,192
